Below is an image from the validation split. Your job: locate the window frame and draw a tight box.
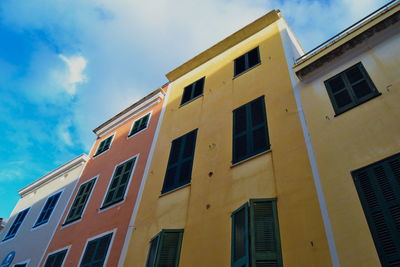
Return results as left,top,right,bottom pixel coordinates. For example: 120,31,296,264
12,258,30,267
145,229,184,267
180,77,205,106
234,47,261,77
232,96,270,164
100,155,138,211
2,207,30,242
32,190,63,229
63,177,97,226
43,246,70,267
161,129,198,194
324,62,380,116
78,230,115,267
128,112,152,139
93,134,115,158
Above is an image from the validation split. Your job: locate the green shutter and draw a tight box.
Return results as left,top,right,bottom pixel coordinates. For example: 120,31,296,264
352,153,400,266
250,199,282,267
102,157,136,208
44,249,68,267
180,77,204,105
156,230,184,267
65,178,96,224
129,114,150,136
231,203,250,267
94,135,113,156
80,233,113,267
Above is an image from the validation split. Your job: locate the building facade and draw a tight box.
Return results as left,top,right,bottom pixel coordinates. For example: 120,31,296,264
40,87,167,266
294,2,400,267
0,154,88,267
123,10,333,267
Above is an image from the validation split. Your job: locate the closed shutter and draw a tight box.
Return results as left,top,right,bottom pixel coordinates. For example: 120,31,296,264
156,231,184,267
35,191,62,227
250,199,282,267
231,203,250,267
65,178,95,224
44,249,67,267
80,233,113,267
352,153,400,267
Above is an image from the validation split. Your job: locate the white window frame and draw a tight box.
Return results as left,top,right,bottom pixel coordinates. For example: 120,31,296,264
93,133,116,158
78,229,116,267
127,112,152,139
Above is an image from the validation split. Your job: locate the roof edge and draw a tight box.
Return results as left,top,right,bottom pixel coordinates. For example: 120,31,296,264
166,10,281,82
18,154,89,197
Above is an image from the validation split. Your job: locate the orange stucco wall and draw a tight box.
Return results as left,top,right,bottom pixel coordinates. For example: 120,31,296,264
41,93,165,266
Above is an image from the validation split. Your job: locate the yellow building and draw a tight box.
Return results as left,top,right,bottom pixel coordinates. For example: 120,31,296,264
294,1,400,267
123,10,333,267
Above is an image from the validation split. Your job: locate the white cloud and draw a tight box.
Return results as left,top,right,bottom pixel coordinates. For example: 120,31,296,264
59,54,87,95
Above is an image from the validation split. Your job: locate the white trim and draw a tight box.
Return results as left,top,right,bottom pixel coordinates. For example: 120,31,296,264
99,154,139,212
62,176,99,228
127,111,153,140
37,164,86,267
12,258,30,267
1,207,31,244
78,229,116,267
278,18,340,267
43,245,71,267
94,91,165,137
30,189,65,231
117,84,171,267
92,133,116,158
18,154,89,196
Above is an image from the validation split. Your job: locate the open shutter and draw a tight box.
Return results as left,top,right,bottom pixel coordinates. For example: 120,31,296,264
352,154,400,267
250,199,282,267
156,230,184,267
231,203,250,267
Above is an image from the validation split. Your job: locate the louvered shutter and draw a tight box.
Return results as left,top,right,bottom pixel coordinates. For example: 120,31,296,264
44,249,67,267
231,203,250,267
352,153,400,267
65,179,95,224
156,231,183,267
80,233,113,267
146,235,160,267
250,199,282,267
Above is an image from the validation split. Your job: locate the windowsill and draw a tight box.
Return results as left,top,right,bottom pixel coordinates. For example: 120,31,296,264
127,126,148,139
233,62,261,79
62,217,81,227
333,92,382,117
159,183,191,197
179,94,204,108
231,149,271,168
99,199,124,211
92,148,110,159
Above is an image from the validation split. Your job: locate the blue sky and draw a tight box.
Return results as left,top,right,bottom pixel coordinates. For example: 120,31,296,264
0,0,388,218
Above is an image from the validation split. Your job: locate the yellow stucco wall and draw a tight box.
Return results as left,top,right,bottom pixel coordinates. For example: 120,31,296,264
124,19,331,267
297,25,400,267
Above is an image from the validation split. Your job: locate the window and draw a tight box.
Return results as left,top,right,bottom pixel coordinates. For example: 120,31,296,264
101,157,136,209
181,77,205,105
232,96,270,164
33,191,62,228
129,114,150,137
162,129,198,194
64,178,96,225
234,47,260,77
44,249,68,267
146,230,184,267
80,232,113,267
325,62,380,115
3,208,30,241
352,153,400,267
94,135,114,156
231,199,282,267
14,264,27,267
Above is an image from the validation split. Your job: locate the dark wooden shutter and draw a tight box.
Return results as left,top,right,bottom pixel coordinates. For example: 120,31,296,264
146,235,160,267
162,129,197,193
3,208,29,240
156,230,184,267
231,203,250,267
250,199,282,267
44,249,67,267
80,233,113,267
65,179,95,224
35,191,61,227
352,153,400,267
181,78,204,105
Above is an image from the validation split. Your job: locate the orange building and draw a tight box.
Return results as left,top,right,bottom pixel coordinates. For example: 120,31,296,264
41,87,167,266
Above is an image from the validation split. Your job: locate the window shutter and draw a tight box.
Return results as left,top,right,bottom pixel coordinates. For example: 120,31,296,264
80,233,113,267
146,235,160,267
44,249,67,267
65,179,95,224
3,208,29,240
156,231,184,267
250,199,282,267
352,154,400,266
231,203,250,267
35,192,62,227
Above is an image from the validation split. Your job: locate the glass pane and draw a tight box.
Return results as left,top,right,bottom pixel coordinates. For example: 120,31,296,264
169,139,182,164
234,106,247,135
248,48,260,68
183,131,196,158
193,78,204,98
235,55,246,76
181,86,192,104
328,76,346,93
352,80,372,99
346,66,364,84
334,90,353,108
82,241,97,264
